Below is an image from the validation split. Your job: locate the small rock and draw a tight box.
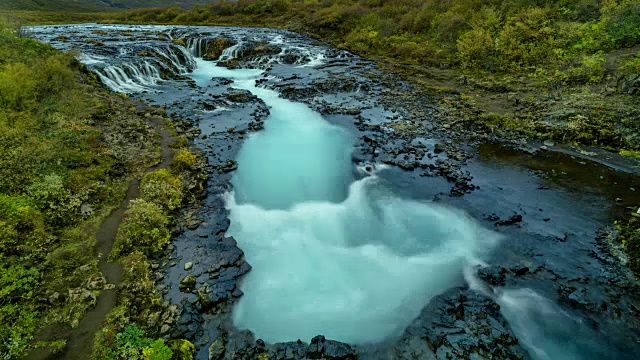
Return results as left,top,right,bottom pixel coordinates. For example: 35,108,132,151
160,324,171,335
512,265,530,276
48,292,64,305
179,275,197,292
209,337,225,360
184,262,193,271
495,214,523,226
68,288,96,305
543,140,555,147
80,203,94,217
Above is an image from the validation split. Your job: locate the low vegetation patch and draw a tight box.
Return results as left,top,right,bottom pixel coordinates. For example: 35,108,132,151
0,17,172,358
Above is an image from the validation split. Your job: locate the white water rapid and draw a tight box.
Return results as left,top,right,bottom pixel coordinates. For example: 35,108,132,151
189,58,500,344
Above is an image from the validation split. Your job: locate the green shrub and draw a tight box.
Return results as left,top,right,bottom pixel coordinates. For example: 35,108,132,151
0,195,46,256
0,62,37,111
565,52,606,83
604,0,640,47
168,340,194,360
140,169,183,211
96,323,173,360
112,199,170,258
142,339,173,360
172,150,197,171
0,261,40,358
620,50,640,74
27,174,82,227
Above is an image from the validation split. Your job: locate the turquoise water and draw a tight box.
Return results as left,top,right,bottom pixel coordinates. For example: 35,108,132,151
191,58,499,343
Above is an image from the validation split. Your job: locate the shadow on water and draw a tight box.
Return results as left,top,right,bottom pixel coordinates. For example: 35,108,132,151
477,143,640,219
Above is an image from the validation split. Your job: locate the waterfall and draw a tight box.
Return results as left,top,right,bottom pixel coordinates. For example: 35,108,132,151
154,45,196,74
92,42,199,94
219,43,241,61
95,64,153,93
186,38,207,57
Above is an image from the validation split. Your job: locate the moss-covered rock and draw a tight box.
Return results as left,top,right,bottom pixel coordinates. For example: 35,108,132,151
179,275,197,292
202,37,236,61
168,339,194,360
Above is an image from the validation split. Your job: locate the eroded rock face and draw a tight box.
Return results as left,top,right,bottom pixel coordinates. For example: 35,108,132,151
394,288,528,360
202,37,237,61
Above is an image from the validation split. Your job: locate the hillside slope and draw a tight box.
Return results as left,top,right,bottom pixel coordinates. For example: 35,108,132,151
0,0,213,12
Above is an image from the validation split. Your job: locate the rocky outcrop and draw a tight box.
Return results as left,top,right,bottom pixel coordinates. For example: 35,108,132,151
393,288,528,360
202,37,237,61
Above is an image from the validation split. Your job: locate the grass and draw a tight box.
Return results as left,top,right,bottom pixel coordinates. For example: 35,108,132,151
0,17,160,358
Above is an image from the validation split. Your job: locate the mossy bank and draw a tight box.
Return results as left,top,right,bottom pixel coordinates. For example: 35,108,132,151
0,19,203,359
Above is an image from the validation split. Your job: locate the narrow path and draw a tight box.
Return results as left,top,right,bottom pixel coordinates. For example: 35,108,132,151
27,108,176,360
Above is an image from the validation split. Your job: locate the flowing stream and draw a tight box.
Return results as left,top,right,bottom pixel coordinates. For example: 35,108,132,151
192,58,498,343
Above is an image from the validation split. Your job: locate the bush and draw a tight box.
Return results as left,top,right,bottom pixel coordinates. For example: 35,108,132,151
172,150,197,171
112,199,170,258
0,195,46,256
168,340,194,360
0,62,37,111
27,174,82,227
0,261,40,358
140,169,183,211
96,323,173,360
565,52,606,84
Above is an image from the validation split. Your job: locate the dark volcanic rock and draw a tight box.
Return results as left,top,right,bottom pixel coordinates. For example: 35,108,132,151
307,336,356,360
495,214,523,226
477,266,507,286
269,340,308,359
394,288,528,360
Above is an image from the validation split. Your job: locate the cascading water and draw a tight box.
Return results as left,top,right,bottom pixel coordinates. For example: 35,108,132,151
497,288,620,360
189,57,501,343
90,44,197,94
219,43,242,61
186,38,206,57
154,45,196,74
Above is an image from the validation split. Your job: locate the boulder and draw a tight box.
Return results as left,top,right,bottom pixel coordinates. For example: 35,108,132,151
68,288,96,306
307,335,355,360
395,287,527,359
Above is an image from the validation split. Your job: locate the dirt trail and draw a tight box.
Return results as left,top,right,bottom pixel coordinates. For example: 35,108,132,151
27,109,176,360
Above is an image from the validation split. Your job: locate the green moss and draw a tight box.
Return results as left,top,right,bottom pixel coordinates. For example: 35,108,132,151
171,38,185,46
620,150,640,158
616,215,640,277
168,339,194,360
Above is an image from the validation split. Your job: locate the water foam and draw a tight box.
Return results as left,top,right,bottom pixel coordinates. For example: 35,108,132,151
228,177,498,343
188,57,500,343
